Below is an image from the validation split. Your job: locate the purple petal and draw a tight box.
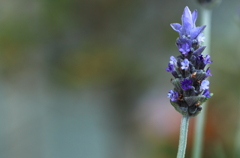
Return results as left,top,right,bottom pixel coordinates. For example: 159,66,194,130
170,23,181,33
200,80,209,91
180,78,192,90
204,55,213,64
168,90,179,101
181,59,189,70
191,25,206,39
178,43,191,55
170,56,177,63
203,89,211,97
192,10,198,26
182,6,193,31
206,67,212,76
166,62,175,72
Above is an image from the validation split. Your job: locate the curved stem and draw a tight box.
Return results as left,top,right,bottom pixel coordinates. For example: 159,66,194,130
192,8,212,158
177,115,190,158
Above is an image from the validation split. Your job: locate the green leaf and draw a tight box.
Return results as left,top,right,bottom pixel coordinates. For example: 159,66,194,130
171,78,182,92
184,95,205,106
201,93,213,104
195,70,206,81
170,101,188,116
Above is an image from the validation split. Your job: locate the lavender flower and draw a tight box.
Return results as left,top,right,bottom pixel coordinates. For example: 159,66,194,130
203,55,213,64
206,67,212,77
170,56,177,64
168,90,179,101
181,59,190,70
166,6,213,117
181,79,192,90
166,62,175,72
200,80,209,91
179,43,191,55
203,89,211,97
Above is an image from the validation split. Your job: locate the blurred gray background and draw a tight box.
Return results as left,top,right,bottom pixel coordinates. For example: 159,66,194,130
0,0,240,158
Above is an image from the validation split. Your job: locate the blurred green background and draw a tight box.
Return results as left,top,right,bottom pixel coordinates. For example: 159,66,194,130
0,0,240,158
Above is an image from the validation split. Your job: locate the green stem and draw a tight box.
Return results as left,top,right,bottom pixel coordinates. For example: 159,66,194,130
192,8,212,158
177,115,190,158
233,98,240,158
234,125,240,158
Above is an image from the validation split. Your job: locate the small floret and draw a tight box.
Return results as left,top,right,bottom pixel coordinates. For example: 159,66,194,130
168,90,179,101
166,62,175,72
181,79,192,90
200,80,209,91
203,89,211,97
181,59,190,70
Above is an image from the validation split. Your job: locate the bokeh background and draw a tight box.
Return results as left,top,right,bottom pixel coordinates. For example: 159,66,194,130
0,0,240,158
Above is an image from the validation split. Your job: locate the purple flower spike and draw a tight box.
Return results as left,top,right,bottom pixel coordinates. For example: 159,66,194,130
179,43,191,55
181,59,190,70
167,6,212,116
203,89,211,97
168,90,179,101
200,80,209,91
181,78,192,90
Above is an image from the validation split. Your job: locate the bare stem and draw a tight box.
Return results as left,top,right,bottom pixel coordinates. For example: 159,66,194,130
177,115,190,158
